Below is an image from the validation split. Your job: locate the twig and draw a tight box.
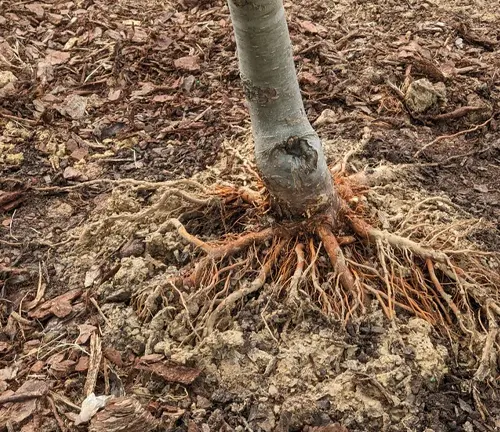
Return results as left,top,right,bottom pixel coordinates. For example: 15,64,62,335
49,392,81,411
25,262,45,310
9,209,18,241
0,112,38,124
0,391,46,405
48,395,68,432
89,297,112,327
386,80,405,100
335,30,362,49
83,333,102,397
427,106,485,121
10,311,33,326
414,118,492,157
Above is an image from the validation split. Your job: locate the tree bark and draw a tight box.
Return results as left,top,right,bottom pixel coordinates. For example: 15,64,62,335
227,0,340,218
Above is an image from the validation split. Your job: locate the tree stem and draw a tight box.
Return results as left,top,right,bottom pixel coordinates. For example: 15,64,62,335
227,0,339,217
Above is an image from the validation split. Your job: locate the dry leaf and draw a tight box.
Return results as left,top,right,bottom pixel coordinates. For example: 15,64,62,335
139,354,164,362
30,361,45,373
130,82,156,99
156,35,173,51
187,421,202,432
50,360,76,376
304,425,349,432
0,189,25,212
299,71,318,84
63,37,79,51
131,28,148,43
108,88,121,101
474,184,489,193
0,342,11,354
85,265,102,287
152,94,174,103
103,348,123,367
63,166,86,181
70,147,89,160
0,70,18,97
89,397,159,432
47,13,63,25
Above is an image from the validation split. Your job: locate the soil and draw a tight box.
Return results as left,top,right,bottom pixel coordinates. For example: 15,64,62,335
0,0,499,431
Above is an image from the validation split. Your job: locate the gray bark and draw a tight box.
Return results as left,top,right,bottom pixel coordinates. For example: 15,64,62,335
227,0,339,217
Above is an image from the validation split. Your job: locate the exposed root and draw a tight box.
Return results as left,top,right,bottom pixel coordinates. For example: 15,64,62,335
474,301,499,383
307,240,335,315
349,215,449,263
426,259,472,334
35,177,210,193
77,186,217,246
67,165,500,400
207,228,275,260
414,117,493,157
287,243,306,304
204,239,285,335
185,227,275,288
317,225,356,292
157,218,212,253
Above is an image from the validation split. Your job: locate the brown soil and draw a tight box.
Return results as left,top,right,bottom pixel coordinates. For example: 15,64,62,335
1,0,499,431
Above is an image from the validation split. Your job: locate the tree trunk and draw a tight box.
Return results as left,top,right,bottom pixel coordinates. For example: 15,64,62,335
227,0,340,218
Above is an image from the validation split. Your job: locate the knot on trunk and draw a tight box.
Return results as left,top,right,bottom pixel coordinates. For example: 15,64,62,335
278,135,318,175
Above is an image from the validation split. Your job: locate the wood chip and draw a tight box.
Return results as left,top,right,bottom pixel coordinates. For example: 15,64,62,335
29,289,82,320
83,333,103,397
174,56,200,71
134,361,201,385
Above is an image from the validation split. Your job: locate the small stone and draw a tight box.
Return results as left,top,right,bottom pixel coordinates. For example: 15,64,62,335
63,166,85,180
196,396,211,409
404,78,447,114
0,71,18,97
56,94,87,119
119,239,145,258
47,201,73,218
268,385,278,397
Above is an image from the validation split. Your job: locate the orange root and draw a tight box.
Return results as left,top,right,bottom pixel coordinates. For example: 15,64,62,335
317,224,356,292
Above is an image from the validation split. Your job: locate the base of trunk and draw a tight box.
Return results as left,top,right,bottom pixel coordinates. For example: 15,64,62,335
256,134,340,218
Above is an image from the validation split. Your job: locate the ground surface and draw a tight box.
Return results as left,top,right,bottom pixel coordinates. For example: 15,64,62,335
1,0,499,431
